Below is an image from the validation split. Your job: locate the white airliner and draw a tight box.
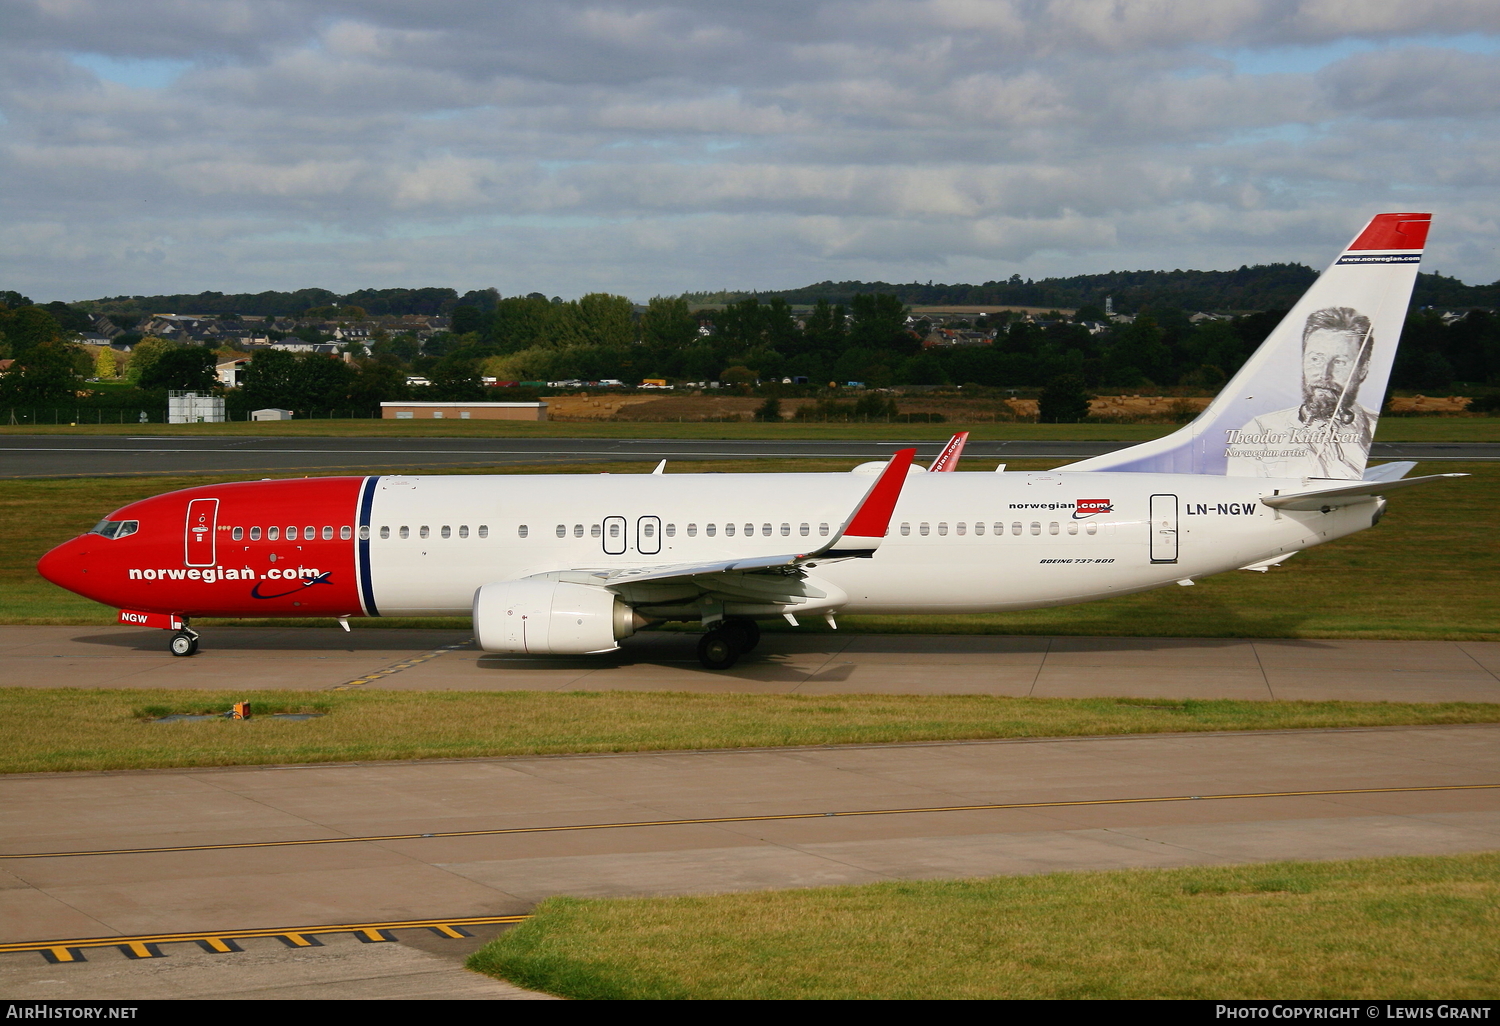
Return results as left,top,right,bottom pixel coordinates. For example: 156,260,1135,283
39,212,1462,668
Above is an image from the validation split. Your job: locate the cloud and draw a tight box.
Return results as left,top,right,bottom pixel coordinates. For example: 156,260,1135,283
1,0,1499,300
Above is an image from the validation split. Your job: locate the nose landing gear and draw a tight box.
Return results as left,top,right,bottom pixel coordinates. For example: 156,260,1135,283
695,618,761,670
169,627,200,657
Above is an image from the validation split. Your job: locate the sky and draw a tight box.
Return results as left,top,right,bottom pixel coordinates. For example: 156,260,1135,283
3,0,1499,304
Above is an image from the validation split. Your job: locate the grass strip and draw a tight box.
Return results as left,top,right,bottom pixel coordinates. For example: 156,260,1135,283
2,689,1496,774
466,853,1500,999
3,460,1495,639
2,417,1495,440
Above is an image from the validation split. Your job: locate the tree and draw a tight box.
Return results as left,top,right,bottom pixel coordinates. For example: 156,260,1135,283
1038,373,1094,423
754,397,782,422
137,346,218,392
125,337,177,384
0,340,83,405
639,296,699,349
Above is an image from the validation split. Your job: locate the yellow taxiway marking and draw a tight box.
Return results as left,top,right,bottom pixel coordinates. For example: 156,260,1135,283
328,640,472,691
3,783,1496,861
1,915,530,959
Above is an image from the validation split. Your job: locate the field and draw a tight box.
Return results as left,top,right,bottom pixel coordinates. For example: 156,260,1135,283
2,415,1499,441
4,459,1496,640
3,688,1496,774
466,853,1500,999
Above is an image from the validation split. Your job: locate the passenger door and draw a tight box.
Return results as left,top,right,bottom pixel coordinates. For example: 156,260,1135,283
185,498,219,567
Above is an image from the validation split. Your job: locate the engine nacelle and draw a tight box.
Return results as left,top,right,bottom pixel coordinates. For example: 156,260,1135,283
473,580,641,655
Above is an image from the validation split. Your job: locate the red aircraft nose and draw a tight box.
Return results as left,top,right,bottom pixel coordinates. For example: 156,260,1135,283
37,536,90,597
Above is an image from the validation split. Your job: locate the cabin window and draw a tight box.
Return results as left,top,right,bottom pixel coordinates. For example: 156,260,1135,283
1086,523,1097,536
478,525,489,538
687,523,698,537
780,523,790,537
250,527,262,541
665,524,676,537
643,522,656,539
441,526,452,539
1067,523,1078,535
286,527,298,541
1049,522,1060,535
573,524,584,538
341,526,352,540
379,526,389,539
517,525,528,538
937,523,948,536
305,526,314,540
1030,522,1041,535
400,526,410,539
725,523,736,537
974,522,985,536
919,523,930,536
359,526,370,540
762,524,772,537
268,527,280,541
819,523,830,536
609,522,621,539
323,526,334,540
591,524,602,538
555,524,566,538
459,525,469,539
1011,522,1022,535
800,523,810,537
956,522,966,536
745,523,755,536
706,523,716,537
995,523,1005,535
420,526,431,539
232,527,243,541
900,523,911,536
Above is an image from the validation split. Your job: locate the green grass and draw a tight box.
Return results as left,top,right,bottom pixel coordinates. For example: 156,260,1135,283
5,459,1493,640
1,689,1496,773
1,416,1497,440
466,853,1500,999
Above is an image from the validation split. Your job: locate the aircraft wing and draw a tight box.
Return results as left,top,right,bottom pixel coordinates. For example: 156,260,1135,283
1261,473,1466,511
521,448,917,588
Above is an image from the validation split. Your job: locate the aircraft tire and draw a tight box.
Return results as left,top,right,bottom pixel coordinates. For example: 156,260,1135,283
721,618,760,654
169,632,198,657
697,630,739,671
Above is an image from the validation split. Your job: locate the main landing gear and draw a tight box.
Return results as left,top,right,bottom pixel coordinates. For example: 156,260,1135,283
696,618,760,670
169,627,200,657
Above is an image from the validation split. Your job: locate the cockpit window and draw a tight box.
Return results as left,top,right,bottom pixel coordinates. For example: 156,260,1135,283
89,519,139,540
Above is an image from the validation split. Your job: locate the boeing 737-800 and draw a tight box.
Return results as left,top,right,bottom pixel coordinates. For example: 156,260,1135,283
38,212,1463,668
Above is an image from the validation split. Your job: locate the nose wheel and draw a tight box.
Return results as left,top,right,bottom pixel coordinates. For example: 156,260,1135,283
695,619,761,670
169,629,200,657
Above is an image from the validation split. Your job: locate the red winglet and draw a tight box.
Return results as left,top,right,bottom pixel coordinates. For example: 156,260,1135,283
1348,213,1431,251
929,431,969,472
841,448,915,540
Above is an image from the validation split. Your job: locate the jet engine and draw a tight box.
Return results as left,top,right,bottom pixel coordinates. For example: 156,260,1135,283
472,580,645,655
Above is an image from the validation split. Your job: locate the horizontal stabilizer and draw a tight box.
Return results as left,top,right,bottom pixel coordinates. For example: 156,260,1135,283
1261,473,1466,511
1362,461,1417,483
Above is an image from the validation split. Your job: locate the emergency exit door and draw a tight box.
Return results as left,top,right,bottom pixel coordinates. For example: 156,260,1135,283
1149,493,1178,564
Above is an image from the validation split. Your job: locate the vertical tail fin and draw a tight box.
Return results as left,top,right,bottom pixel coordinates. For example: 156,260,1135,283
929,431,970,472
1064,212,1429,480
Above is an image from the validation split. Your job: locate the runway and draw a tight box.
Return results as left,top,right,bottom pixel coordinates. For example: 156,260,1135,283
3,725,1498,997
4,625,1500,703
1,435,1496,478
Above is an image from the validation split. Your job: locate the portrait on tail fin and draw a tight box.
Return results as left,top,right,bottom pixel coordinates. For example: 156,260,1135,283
1225,306,1376,480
